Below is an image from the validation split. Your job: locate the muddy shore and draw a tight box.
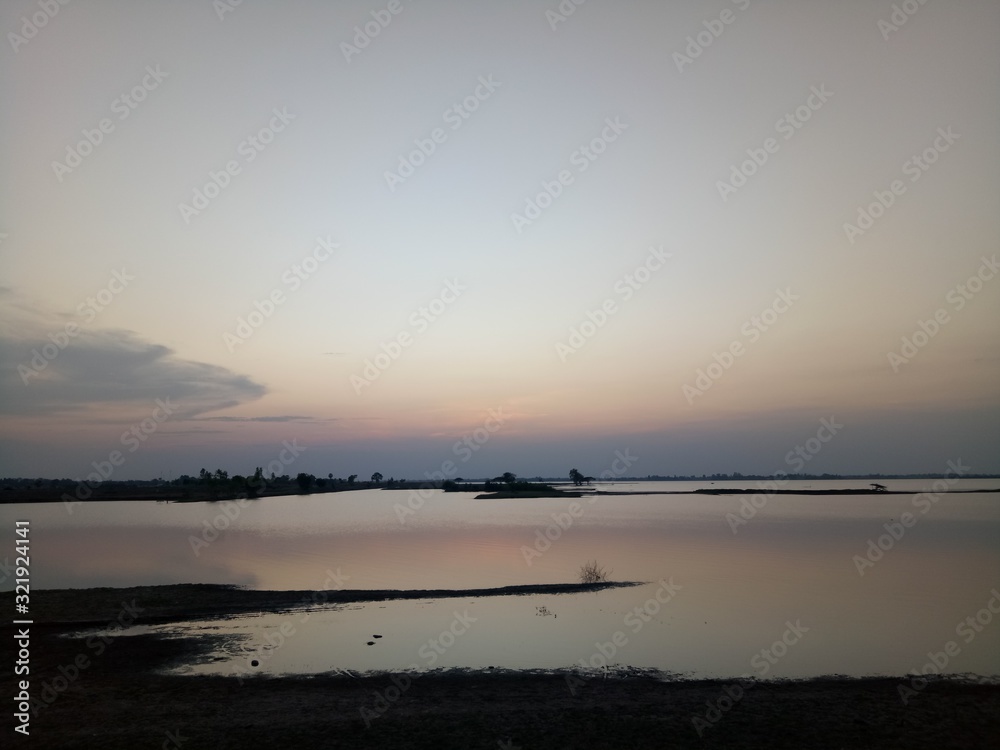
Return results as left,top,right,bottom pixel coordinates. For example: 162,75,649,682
7,581,642,626
4,584,999,748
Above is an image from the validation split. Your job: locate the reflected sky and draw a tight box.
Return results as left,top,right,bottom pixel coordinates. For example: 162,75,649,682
3,482,998,592
101,578,1000,679
5,482,998,677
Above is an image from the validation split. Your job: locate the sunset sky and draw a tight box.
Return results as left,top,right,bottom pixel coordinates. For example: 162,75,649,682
1,0,998,480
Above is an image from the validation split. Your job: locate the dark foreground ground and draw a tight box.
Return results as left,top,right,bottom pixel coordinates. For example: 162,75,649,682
3,586,999,749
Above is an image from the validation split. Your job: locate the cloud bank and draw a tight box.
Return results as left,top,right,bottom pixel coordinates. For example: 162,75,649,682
0,295,266,419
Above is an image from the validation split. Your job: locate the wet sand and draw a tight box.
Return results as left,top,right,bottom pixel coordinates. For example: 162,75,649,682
3,585,998,749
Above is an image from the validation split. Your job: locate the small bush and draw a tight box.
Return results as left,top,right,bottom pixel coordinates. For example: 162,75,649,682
578,560,610,584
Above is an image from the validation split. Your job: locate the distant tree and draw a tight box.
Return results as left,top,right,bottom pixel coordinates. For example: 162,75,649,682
502,472,517,487
316,478,327,488
570,468,585,486
296,472,315,491
348,474,357,485
214,469,228,481
328,473,333,481
246,467,265,498
371,472,383,485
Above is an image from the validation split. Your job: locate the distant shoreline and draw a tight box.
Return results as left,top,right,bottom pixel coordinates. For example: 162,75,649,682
5,484,999,504
590,487,1000,497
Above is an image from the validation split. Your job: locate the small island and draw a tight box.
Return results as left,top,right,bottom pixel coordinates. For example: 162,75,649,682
442,472,584,499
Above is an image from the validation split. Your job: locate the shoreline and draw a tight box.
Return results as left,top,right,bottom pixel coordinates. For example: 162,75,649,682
592,487,1000,496
4,583,998,748
4,631,997,749
2,581,643,626
5,485,998,505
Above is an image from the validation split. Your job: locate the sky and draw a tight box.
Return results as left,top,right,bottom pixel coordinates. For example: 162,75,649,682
1,0,998,481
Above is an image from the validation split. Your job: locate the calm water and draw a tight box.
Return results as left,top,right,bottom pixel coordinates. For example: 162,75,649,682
4,480,999,678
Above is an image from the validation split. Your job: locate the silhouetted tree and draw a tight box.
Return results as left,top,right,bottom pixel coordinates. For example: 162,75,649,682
296,473,315,491
348,474,357,485
371,472,383,485
570,468,585,486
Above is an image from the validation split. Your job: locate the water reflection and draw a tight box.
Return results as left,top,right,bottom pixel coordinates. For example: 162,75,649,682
4,481,999,677
107,578,1000,679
